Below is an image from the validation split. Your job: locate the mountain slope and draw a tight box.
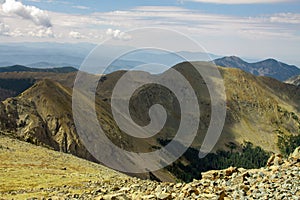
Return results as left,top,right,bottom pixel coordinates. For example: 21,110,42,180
286,75,300,86
97,62,300,153
1,134,299,199
0,134,130,199
0,78,162,179
214,56,300,81
1,63,299,182
0,79,95,161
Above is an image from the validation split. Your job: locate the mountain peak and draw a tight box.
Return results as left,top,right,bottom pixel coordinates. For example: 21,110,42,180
225,55,245,61
258,58,280,64
214,56,300,81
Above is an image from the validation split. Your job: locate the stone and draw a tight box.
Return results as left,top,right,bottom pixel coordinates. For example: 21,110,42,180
156,192,172,200
201,170,219,180
141,194,156,199
273,154,283,166
225,167,238,176
290,147,300,161
267,154,276,166
102,193,126,200
175,183,182,188
218,190,227,200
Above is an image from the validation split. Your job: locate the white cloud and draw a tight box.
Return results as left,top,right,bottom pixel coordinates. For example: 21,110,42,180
106,28,131,41
72,5,90,10
69,31,85,39
0,21,9,35
269,13,300,24
182,0,294,4
28,27,54,38
2,0,52,27
9,28,24,37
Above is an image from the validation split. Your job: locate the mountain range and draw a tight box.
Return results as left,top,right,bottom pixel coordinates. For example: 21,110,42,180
0,59,299,181
1,42,299,82
214,56,300,81
0,65,78,73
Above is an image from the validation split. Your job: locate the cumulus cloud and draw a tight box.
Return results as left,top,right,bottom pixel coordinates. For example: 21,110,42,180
2,0,52,27
106,28,131,41
28,27,54,38
0,21,10,36
9,28,24,37
69,31,85,39
182,0,293,4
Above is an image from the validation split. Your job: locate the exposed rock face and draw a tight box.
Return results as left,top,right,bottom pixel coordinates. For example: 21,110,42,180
0,79,95,162
286,75,300,86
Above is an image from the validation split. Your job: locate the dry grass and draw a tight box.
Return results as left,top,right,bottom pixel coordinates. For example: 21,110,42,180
0,135,127,199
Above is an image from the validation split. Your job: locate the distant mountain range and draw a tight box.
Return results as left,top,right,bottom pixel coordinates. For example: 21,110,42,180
214,56,300,81
1,43,299,81
0,65,78,73
0,42,96,68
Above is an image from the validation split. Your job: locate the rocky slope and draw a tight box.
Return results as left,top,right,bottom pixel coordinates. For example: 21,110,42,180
286,75,300,86
0,79,95,161
214,56,300,81
0,135,299,199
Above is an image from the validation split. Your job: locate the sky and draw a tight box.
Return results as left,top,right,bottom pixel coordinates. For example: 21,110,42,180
0,0,300,66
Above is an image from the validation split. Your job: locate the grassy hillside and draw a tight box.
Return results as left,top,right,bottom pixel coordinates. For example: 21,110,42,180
1,134,299,199
0,134,129,199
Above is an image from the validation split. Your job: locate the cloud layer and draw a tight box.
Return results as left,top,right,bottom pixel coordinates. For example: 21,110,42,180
2,0,52,27
106,28,132,41
0,21,9,36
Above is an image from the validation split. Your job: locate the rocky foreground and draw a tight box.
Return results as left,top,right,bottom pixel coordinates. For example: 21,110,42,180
0,135,299,200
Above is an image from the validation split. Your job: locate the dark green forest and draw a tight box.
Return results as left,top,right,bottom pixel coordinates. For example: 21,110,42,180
278,134,300,156
158,140,270,182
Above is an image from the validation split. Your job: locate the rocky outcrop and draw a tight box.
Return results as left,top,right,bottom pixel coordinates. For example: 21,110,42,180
70,147,300,199
286,75,300,86
0,80,95,162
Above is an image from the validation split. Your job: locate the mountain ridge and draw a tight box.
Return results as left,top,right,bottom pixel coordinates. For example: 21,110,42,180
0,62,299,182
0,65,78,73
214,56,300,81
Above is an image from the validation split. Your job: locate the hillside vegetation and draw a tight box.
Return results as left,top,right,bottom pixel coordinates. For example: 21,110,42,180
0,62,299,182
0,134,299,199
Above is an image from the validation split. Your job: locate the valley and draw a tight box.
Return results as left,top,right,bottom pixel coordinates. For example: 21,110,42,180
0,60,299,183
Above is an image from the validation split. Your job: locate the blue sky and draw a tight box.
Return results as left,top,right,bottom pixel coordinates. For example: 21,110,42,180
0,0,300,66
22,0,300,16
